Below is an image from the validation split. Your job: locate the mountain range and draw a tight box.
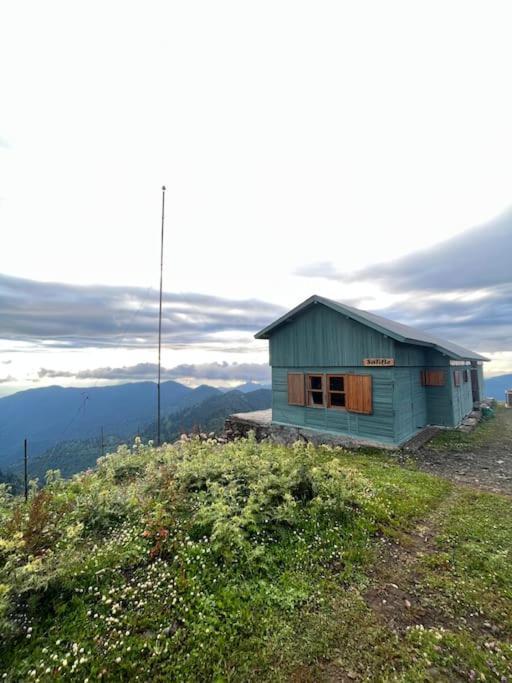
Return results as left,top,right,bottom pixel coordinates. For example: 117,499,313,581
0,380,271,481
2,372,510,485
485,374,512,400
0,381,270,466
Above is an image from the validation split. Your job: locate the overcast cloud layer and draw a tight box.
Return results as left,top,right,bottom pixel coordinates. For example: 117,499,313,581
297,208,512,292
0,274,284,350
37,361,271,383
296,208,512,353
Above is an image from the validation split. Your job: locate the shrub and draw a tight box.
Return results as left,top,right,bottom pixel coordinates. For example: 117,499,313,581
172,436,375,561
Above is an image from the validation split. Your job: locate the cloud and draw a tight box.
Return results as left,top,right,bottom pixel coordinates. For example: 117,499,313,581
1,360,12,365
0,375,15,384
0,274,284,350
292,208,512,356
296,207,512,293
37,361,271,383
375,285,512,353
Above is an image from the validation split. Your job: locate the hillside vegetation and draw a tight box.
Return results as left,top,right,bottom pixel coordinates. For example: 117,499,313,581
0,437,511,681
16,388,271,483
0,381,221,468
151,388,271,443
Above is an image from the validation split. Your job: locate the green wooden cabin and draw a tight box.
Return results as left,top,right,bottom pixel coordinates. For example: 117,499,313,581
255,295,489,447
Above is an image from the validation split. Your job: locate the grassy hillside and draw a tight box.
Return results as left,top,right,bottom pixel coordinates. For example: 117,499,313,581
21,435,125,482
0,381,220,468
0,469,22,495
1,436,510,681
18,389,270,483
149,388,271,443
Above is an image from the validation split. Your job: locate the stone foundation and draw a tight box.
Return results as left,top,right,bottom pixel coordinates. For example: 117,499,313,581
224,411,398,450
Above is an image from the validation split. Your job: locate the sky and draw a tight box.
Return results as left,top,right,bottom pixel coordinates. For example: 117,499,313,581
1,0,512,395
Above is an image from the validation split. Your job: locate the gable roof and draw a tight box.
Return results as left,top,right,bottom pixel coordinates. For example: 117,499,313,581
254,295,489,362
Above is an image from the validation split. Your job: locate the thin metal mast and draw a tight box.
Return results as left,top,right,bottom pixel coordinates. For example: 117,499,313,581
24,438,28,502
157,185,166,446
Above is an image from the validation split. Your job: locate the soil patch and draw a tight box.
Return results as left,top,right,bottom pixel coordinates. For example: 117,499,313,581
413,409,512,496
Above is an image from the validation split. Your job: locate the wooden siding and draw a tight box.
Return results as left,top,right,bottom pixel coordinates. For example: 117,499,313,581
272,367,395,443
394,342,426,366
450,367,474,425
268,306,479,442
393,367,427,442
269,304,395,367
477,365,485,401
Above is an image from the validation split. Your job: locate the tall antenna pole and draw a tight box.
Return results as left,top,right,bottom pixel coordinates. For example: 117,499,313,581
157,185,166,446
24,438,28,502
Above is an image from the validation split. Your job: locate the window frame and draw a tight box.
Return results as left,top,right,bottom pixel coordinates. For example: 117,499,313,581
306,373,325,408
326,373,347,410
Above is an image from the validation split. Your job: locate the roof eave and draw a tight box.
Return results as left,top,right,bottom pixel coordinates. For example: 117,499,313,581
255,295,409,344
254,295,491,361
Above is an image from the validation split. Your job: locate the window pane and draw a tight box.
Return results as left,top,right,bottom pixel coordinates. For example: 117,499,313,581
311,391,324,405
329,376,344,391
330,393,345,407
310,376,322,390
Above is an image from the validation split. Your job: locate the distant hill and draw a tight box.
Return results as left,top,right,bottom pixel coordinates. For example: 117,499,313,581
485,374,512,400
0,381,220,468
149,388,272,444
11,387,270,483
0,468,22,494
21,434,126,483
233,382,271,393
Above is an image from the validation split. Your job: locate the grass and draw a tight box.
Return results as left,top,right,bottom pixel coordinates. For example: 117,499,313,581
428,405,507,452
0,434,511,681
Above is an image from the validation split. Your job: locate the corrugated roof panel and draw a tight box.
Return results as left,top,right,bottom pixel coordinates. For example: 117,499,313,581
254,294,489,362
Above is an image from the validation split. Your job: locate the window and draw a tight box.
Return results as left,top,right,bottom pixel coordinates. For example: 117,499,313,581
453,370,463,387
421,370,445,387
306,374,325,407
327,375,346,408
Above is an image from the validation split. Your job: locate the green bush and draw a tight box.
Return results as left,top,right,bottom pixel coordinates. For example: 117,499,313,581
0,436,443,681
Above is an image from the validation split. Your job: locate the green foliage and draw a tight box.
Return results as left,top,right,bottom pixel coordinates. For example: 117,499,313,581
151,388,271,443
422,490,512,626
0,470,22,495
1,435,499,681
22,435,125,482
429,405,506,452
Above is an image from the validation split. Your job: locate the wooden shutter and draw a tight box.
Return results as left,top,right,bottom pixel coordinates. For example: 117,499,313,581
421,370,445,387
288,373,305,406
345,374,372,414
429,370,445,386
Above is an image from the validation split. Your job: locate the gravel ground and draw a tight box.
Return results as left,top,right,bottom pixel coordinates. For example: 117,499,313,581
413,408,512,496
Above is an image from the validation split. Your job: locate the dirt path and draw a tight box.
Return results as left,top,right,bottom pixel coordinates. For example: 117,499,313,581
412,408,512,496
364,489,465,635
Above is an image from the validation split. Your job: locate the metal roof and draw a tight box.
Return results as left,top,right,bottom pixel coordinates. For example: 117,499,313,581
254,294,489,361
